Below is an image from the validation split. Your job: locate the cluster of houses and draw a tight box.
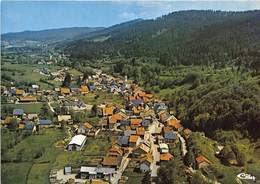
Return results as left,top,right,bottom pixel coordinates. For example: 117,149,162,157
2,108,52,131
1,68,213,184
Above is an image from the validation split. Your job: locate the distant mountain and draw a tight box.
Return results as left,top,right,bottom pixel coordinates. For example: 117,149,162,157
1,27,104,43
64,10,260,68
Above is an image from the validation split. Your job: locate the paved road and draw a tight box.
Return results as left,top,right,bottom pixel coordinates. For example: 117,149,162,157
151,143,160,178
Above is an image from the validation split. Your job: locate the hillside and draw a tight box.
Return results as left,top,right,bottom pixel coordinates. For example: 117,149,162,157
2,27,104,43
63,10,260,139
65,10,260,71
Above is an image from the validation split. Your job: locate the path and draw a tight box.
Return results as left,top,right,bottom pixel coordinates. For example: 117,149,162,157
177,132,188,157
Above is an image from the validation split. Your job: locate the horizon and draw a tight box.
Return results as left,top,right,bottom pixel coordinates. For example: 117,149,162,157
2,1,260,34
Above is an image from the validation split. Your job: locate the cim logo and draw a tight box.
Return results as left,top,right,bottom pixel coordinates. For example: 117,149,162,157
237,173,256,181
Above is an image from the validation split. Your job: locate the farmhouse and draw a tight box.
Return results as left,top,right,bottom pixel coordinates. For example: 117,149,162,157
60,87,70,95
196,155,212,169
19,96,37,103
160,153,173,164
80,85,89,94
80,166,116,180
58,115,72,122
167,118,183,131
15,89,25,96
68,134,87,151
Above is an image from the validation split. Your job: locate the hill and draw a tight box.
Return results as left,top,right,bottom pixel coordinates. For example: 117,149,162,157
2,27,104,43
64,10,260,70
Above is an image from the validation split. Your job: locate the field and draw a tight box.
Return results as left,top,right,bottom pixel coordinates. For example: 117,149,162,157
1,128,64,184
1,127,115,184
1,62,83,90
1,103,43,114
79,90,125,107
191,132,260,184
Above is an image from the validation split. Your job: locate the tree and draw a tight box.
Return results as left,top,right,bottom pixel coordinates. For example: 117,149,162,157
142,171,151,184
184,151,195,168
91,104,98,117
236,152,246,166
62,73,71,87
76,76,81,85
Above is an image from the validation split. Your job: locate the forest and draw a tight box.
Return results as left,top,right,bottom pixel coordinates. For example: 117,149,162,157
63,10,260,139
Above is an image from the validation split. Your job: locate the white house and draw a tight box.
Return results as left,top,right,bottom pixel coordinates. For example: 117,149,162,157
159,143,169,153
68,134,87,151
58,115,72,122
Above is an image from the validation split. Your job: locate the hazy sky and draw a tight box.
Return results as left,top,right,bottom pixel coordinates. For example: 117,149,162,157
1,1,260,33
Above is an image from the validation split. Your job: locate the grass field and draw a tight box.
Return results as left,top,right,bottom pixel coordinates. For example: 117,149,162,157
79,91,125,107
1,63,62,89
1,162,33,184
191,132,260,184
1,129,64,184
1,103,43,114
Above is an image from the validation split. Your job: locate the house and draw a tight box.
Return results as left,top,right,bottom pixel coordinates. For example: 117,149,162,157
196,155,212,169
159,143,169,153
19,96,37,103
132,142,151,157
158,110,170,123
124,129,136,136
15,89,25,96
84,122,94,130
167,117,183,131
13,109,24,117
132,106,141,115
57,115,72,122
154,102,167,113
102,105,114,116
119,120,130,128
4,116,13,125
77,124,87,134
102,156,122,169
129,135,141,147
183,128,192,139
130,118,142,128
163,127,178,143
118,136,129,147
109,113,124,129
18,121,25,129
68,134,87,151
80,85,89,94
141,119,151,130
64,166,72,175
130,99,144,107
28,114,38,121
60,87,70,95
39,119,52,128
107,145,124,157
80,166,116,181
139,153,153,172
160,153,173,164
136,127,145,137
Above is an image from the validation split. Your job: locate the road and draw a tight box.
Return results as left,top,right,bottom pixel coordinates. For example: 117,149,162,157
47,101,55,113
110,152,131,184
177,132,188,157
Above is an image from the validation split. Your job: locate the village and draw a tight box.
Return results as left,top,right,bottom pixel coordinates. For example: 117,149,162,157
1,67,215,184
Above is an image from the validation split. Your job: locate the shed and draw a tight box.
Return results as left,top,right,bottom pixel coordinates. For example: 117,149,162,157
13,109,24,116
68,134,87,151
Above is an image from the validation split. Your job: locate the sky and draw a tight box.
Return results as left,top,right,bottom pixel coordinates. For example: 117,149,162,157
1,1,260,33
